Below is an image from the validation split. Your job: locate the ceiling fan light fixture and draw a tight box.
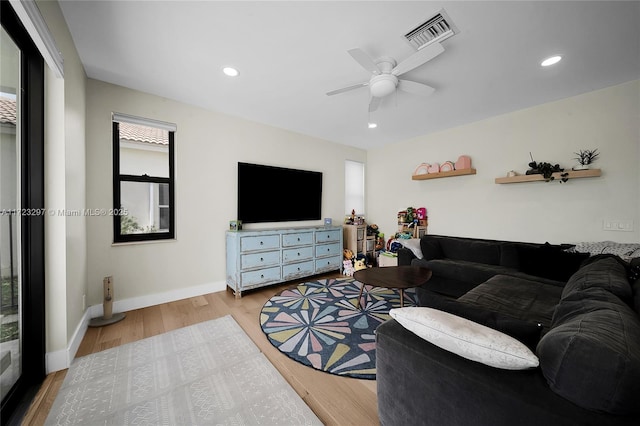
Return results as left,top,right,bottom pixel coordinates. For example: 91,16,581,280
370,74,398,97
223,66,239,77
540,55,562,67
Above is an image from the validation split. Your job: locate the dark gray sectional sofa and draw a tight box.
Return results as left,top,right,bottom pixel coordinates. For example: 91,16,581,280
377,234,640,425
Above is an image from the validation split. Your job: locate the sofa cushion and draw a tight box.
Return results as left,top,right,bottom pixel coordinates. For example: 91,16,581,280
458,275,562,331
439,237,502,266
420,293,542,350
423,259,516,288
562,255,632,302
499,243,521,269
517,243,589,282
537,287,640,415
389,307,539,370
420,236,443,260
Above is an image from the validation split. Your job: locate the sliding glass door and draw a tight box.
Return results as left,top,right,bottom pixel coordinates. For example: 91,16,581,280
0,2,45,423
0,24,22,406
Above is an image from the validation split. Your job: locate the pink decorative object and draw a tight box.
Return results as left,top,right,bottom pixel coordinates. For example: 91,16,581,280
440,161,455,172
416,207,427,219
413,163,430,175
427,163,440,173
455,155,472,170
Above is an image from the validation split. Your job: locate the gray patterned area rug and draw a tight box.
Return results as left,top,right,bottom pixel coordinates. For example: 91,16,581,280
45,315,322,425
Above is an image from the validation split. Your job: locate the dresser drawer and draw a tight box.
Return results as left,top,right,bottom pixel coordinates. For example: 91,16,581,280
241,250,280,270
315,242,342,258
282,246,313,263
282,232,313,247
315,229,341,243
315,255,342,272
283,261,315,280
240,235,280,252
241,266,281,287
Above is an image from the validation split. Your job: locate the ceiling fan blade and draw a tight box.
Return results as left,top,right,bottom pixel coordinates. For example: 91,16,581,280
326,82,369,96
368,96,381,112
348,48,381,75
397,79,435,97
392,42,445,76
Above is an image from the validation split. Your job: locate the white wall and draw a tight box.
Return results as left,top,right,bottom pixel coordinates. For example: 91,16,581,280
85,79,366,306
367,80,640,245
38,0,87,369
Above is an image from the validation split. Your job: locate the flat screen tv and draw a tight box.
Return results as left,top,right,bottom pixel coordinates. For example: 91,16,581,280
237,162,323,224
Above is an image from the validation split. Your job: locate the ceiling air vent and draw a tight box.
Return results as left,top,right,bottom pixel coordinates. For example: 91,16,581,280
404,9,458,50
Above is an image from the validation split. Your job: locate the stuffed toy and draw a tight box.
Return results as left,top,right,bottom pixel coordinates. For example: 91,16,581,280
354,258,367,271
343,260,355,276
343,248,354,260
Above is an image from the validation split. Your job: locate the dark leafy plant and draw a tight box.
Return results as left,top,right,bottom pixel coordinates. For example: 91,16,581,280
527,153,568,182
574,149,599,166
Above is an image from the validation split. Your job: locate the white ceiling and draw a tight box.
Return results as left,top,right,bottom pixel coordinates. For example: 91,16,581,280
58,1,640,150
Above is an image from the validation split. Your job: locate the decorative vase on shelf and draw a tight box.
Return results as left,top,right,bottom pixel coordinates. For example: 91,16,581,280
572,164,590,171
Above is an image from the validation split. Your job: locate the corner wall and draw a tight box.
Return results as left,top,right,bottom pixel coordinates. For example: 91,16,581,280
85,79,366,307
37,0,88,372
367,80,640,245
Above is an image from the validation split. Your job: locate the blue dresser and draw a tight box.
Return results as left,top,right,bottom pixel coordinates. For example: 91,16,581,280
225,225,343,297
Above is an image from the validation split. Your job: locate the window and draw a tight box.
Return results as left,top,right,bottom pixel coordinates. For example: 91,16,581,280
112,113,175,243
345,160,365,216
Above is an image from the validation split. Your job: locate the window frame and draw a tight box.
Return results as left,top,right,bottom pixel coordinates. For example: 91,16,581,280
1,1,46,418
112,117,175,243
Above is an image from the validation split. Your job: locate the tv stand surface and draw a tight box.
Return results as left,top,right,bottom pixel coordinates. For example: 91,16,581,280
225,225,343,298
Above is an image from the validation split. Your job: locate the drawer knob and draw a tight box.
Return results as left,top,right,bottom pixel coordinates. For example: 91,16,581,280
327,248,330,251
297,237,300,241
297,252,300,256
260,257,264,261
261,274,264,278
260,241,263,245
297,267,300,271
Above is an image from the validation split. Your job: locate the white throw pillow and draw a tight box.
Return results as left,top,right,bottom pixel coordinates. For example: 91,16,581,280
389,307,539,370
396,238,424,259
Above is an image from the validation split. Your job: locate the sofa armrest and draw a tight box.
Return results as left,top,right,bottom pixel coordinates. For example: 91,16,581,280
397,247,415,266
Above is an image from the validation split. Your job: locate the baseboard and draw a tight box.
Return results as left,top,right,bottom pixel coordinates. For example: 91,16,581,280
45,280,227,373
45,308,91,374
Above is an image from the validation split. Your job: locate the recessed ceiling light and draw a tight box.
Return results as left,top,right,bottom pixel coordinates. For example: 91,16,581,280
223,67,239,77
368,122,377,129
541,55,562,67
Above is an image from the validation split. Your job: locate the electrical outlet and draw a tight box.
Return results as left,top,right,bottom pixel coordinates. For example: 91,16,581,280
602,220,634,232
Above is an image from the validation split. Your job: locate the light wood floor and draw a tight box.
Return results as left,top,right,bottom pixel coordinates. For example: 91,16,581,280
22,274,379,425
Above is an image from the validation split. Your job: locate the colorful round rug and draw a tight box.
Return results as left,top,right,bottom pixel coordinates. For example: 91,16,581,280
259,277,417,380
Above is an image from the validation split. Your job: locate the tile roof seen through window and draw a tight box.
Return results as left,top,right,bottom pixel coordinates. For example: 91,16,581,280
0,97,16,125
1,97,168,146
119,122,168,145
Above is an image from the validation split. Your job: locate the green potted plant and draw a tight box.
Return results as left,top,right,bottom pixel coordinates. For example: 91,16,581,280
573,149,599,170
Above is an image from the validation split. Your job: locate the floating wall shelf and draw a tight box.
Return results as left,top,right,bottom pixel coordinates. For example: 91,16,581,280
494,168,601,184
412,168,477,181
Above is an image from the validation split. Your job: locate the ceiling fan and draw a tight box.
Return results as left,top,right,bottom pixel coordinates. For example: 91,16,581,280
326,42,445,112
